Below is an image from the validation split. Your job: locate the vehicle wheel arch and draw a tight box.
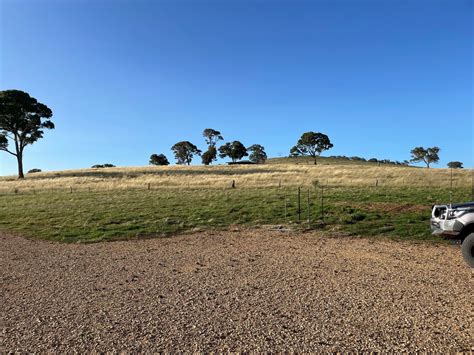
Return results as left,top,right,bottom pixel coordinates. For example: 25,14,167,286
459,223,474,241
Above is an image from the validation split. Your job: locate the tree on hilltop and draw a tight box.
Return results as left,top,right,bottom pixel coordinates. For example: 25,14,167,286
218,141,248,163
410,146,440,168
202,128,223,165
202,146,217,165
247,144,267,164
447,161,463,169
290,132,333,165
203,128,223,148
150,153,170,166
171,141,201,165
0,90,54,179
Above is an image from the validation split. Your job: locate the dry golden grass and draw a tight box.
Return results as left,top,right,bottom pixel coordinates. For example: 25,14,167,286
0,163,471,193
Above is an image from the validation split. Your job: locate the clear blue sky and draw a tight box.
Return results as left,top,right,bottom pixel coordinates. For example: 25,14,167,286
0,0,472,175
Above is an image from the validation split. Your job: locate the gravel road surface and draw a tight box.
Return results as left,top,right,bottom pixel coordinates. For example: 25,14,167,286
1,229,472,352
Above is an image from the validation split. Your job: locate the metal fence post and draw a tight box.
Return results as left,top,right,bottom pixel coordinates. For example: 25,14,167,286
307,189,310,224
321,185,324,223
298,187,301,222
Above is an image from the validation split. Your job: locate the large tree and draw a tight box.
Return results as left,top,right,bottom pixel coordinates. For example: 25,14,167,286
290,132,333,164
203,128,223,148
201,146,217,166
201,128,223,165
171,141,201,165
0,90,54,179
247,144,267,164
218,141,248,163
410,146,440,168
149,153,170,166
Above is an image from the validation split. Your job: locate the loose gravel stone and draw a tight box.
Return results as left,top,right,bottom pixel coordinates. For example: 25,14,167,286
1,230,472,352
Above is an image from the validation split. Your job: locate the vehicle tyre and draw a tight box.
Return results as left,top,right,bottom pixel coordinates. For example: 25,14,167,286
461,233,474,268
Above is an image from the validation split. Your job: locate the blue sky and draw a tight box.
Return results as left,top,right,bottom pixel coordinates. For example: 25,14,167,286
0,0,472,175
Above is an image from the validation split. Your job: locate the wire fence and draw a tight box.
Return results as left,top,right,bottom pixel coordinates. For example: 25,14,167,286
2,177,473,241
0,174,472,196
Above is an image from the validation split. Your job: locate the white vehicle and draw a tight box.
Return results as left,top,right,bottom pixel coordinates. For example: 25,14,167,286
431,202,474,267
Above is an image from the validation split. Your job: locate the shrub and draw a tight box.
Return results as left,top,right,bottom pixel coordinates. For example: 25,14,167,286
150,153,170,166
91,164,115,169
447,161,463,169
350,156,366,161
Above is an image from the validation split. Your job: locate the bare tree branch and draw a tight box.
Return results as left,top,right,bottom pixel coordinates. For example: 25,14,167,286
0,147,17,157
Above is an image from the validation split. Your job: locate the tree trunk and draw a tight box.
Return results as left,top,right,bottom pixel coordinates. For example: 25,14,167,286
17,153,24,179
314,156,318,165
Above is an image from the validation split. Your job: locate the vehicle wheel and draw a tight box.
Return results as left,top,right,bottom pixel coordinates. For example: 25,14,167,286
461,233,474,268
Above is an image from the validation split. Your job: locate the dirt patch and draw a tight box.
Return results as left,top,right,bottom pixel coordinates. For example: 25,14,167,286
1,230,472,352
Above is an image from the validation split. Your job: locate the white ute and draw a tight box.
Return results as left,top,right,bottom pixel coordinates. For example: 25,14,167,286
431,202,474,267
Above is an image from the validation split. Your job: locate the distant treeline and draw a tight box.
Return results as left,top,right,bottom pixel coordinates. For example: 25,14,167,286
0,90,464,179
327,155,410,166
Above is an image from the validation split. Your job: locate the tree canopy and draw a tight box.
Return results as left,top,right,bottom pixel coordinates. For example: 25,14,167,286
218,141,248,162
290,132,333,164
410,146,440,168
202,128,223,148
202,146,217,165
447,161,463,169
0,90,54,178
150,153,170,166
201,128,223,165
247,144,267,164
171,141,201,165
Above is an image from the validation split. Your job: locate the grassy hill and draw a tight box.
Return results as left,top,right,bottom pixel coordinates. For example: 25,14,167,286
0,158,470,194
0,159,471,242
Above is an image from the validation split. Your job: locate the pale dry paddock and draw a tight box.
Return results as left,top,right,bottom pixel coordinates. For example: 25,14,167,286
0,164,471,193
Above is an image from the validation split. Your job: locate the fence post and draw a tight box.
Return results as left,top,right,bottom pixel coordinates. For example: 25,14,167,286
450,168,453,190
307,189,310,225
297,187,301,222
321,185,324,223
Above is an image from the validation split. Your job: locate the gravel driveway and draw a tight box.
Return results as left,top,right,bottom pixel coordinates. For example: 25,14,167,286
1,229,472,352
